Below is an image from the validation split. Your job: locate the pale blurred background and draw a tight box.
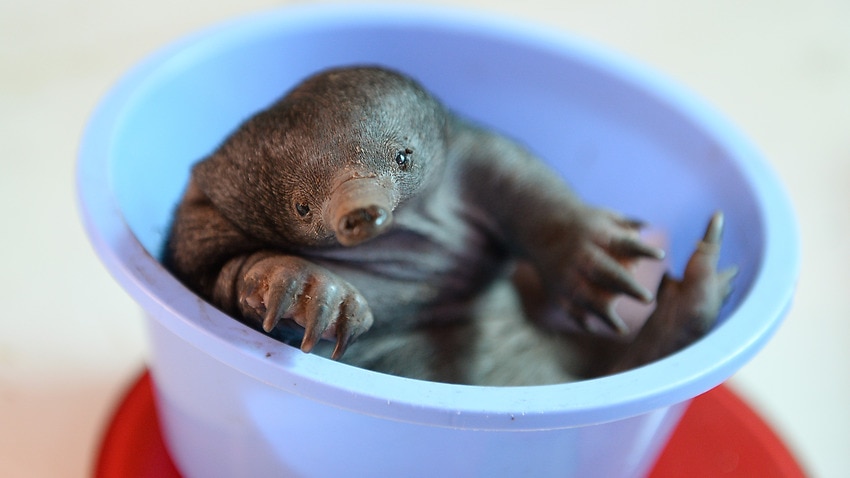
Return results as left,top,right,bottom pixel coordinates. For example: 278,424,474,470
1,0,847,476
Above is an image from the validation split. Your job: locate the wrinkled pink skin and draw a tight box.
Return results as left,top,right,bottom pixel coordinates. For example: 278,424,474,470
164,67,736,385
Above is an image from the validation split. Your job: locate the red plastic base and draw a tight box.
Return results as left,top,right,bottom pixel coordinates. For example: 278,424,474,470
94,371,807,477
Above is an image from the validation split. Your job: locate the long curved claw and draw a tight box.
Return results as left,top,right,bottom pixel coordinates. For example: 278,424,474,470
262,278,301,333
331,296,373,359
703,211,724,244
596,307,630,337
588,249,655,304
610,236,666,260
331,332,351,361
684,211,725,282
584,296,630,336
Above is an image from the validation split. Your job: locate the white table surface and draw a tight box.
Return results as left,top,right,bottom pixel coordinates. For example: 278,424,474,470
2,0,847,476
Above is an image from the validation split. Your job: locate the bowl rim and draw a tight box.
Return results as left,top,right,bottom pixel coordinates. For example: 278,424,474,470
77,4,799,430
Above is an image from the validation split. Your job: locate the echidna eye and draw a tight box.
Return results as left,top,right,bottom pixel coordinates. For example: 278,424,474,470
295,202,311,217
395,148,413,169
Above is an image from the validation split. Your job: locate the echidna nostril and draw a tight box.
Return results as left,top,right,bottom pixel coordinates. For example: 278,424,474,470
337,206,391,245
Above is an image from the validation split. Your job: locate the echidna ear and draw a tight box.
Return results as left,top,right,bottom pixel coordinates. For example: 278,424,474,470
192,149,243,212
190,141,284,243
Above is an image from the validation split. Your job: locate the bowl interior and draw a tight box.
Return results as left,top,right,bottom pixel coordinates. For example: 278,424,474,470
85,6,797,428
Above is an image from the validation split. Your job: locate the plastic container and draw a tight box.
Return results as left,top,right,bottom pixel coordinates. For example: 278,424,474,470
77,5,799,478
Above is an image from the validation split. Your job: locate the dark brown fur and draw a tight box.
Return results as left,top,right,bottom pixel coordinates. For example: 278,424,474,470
164,66,736,385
